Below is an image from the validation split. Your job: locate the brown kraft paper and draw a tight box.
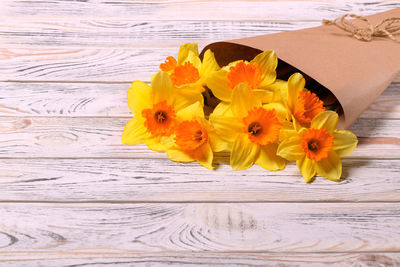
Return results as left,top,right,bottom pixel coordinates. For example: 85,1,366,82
200,8,400,128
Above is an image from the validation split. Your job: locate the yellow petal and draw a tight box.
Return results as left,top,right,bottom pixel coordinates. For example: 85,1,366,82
264,79,288,101
167,149,194,163
297,156,317,183
316,151,342,181
178,43,199,65
256,143,286,171
279,121,297,142
251,50,277,86
230,133,260,170
127,81,152,115
196,142,214,170
206,70,231,102
209,115,243,143
121,116,149,145
151,71,174,104
277,135,304,161
184,50,202,70
200,49,220,78
208,129,230,152
311,111,338,132
333,129,358,157
287,73,305,111
176,101,204,121
212,101,233,117
230,83,261,117
145,135,174,152
262,102,287,122
174,89,204,111
253,89,274,103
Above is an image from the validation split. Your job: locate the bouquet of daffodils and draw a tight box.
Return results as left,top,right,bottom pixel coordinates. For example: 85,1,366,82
121,43,358,183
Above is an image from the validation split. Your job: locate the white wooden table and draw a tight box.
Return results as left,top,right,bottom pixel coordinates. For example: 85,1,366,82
1,1,400,266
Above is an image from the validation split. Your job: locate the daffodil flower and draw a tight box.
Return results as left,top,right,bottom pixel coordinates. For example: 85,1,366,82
166,102,226,169
206,50,281,104
277,111,358,182
210,83,286,171
121,71,202,152
285,73,325,128
159,43,220,93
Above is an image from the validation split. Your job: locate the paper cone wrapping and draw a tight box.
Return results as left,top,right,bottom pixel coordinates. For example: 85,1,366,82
200,8,400,128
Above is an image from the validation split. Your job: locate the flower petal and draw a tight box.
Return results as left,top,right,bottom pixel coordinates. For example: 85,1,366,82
178,43,199,65
277,135,304,161
279,121,297,141
212,101,233,117
316,150,342,181
296,156,317,183
200,49,220,78
230,83,261,117
311,111,338,132
263,102,287,122
256,143,286,171
121,116,149,145
209,115,243,143
174,89,203,111
184,50,202,70
176,101,204,121
151,71,174,104
196,142,214,170
208,130,230,152
333,129,358,157
167,149,194,163
251,50,277,86
206,70,231,102
127,81,152,115
230,133,260,170
145,135,174,152
287,73,305,111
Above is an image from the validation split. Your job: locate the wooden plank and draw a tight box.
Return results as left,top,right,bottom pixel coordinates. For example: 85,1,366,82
2,0,399,20
0,203,399,252
1,252,400,266
0,116,399,159
2,48,399,83
1,158,399,202
1,81,399,118
0,19,320,48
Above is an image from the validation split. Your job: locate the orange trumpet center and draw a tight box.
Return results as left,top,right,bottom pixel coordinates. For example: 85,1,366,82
170,62,200,86
242,107,282,145
160,56,177,72
293,91,325,125
175,120,208,150
301,128,334,161
142,100,176,136
227,61,263,90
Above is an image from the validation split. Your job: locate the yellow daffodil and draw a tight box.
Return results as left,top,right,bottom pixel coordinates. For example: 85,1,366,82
277,111,358,182
206,50,280,104
159,43,220,93
285,73,325,128
210,83,286,171
166,102,226,169
121,71,202,152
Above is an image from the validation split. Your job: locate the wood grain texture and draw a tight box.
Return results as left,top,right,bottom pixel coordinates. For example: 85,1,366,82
1,81,399,118
1,158,399,202
0,116,399,159
2,48,400,83
0,203,399,253
2,252,400,266
0,19,320,48
2,0,399,20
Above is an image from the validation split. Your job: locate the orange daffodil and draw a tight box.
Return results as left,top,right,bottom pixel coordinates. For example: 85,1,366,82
206,50,280,104
277,111,358,182
121,71,202,152
160,43,220,93
122,42,359,183
210,83,286,171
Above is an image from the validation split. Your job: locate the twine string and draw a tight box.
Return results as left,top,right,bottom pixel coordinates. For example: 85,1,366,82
323,14,400,42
